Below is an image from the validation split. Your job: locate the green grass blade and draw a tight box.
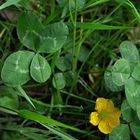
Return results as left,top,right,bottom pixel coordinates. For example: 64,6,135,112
16,86,35,109
41,123,78,140
116,0,140,23
19,110,84,133
21,132,48,140
125,0,140,23
85,0,110,9
0,0,21,10
76,22,130,30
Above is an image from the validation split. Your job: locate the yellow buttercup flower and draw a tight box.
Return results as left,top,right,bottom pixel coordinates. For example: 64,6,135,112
89,98,121,134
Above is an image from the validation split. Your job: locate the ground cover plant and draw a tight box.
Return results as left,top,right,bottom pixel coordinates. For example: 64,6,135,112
0,0,140,140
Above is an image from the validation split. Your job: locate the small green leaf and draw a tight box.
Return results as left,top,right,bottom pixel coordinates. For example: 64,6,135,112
52,73,66,89
17,11,44,51
37,36,57,53
64,71,77,87
112,58,131,86
132,61,140,81
58,0,85,11
130,118,140,140
104,67,123,92
119,41,139,69
125,77,140,110
38,22,68,53
1,51,34,87
56,56,71,72
30,54,51,83
121,100,135,122
17,12,68,53
109,124,130,140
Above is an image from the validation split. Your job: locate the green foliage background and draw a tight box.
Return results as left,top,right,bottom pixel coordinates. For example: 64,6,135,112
0,0,140,140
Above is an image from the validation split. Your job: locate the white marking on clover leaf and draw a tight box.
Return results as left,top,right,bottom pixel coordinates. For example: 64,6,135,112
1,51,34,86
32,30,40,38
14,52,30,74
34,60,45,70
132,88,139,98
34,65,44,70
34,66,41,70
30,53,51,83
120,74,124,82
19,69,29,74
47,36,55,40
15,53,21,70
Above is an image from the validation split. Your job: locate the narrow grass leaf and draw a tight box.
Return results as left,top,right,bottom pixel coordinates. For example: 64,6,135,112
116,0,140,23
16,86,35,109
85,0,109,9
75,22,129,30
21,132,48,140
0,107,17,115
41,124,78,140
19,110,83,132
0,0,21,10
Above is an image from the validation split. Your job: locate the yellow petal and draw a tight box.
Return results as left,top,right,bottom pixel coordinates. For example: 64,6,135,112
95,98,114,112
105,99,114,112
108,107,121,128
114,107,121,117
90,112,100,126
95,98,107,112
98,120,112,134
